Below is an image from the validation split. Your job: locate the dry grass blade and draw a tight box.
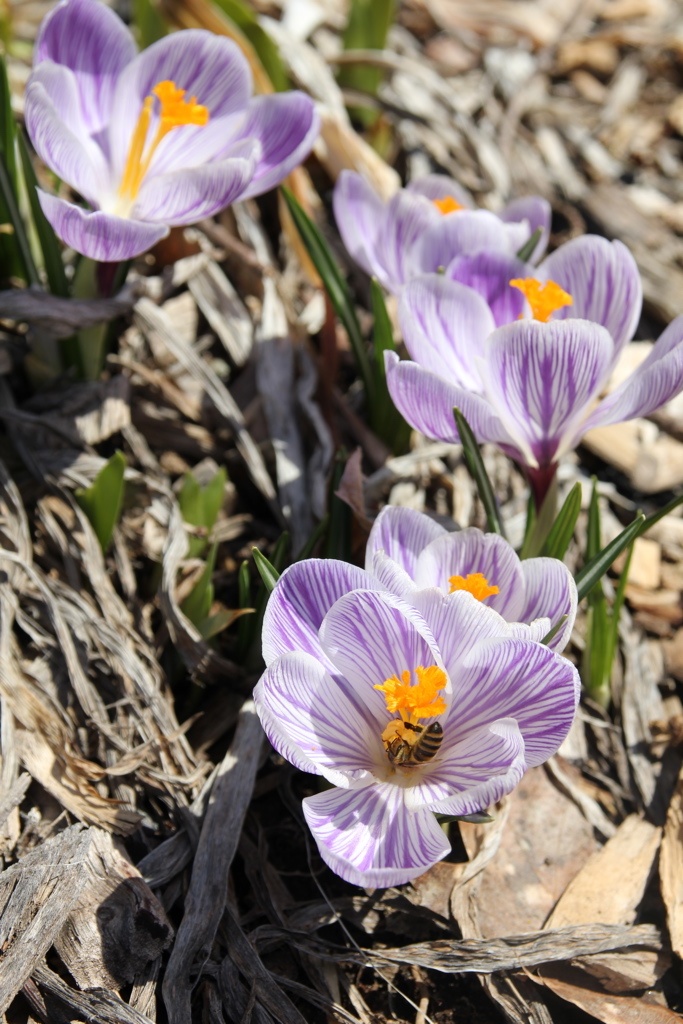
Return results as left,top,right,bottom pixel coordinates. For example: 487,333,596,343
163,700,264,1024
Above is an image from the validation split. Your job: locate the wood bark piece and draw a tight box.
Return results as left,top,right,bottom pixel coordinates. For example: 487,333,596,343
533,965,682,1024
53,830,172,990
546,814,661,928
660,763,683,958
0,826,94,1012
162,700,264,1024
362,923,663,973
28,963,156,1024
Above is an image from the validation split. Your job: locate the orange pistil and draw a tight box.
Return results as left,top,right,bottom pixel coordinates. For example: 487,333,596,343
433,195,463,215
449,572,499,601
118,79,209,204
374,665,447,720
509,277,573,322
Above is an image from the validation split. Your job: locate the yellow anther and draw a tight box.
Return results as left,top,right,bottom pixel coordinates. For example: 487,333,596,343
433,195,464,215
375,665,447,720
118,79,209,204
449,572,499,601
509,277,573,323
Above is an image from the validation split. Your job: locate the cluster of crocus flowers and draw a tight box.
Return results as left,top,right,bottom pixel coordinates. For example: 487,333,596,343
25,0,319,260
254,507,580,886
381,236,683,504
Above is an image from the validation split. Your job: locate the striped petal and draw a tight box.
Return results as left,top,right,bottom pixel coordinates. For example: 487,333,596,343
254,652,382,781
399,274,495,390
262,559,374,666
582,315,683,433
25,70,110,205
235,93,319,199
133,148,257,223
540,236,642,359
454,638,580,767
415,528,526,620
107,31,252,183
319,589,444,727
416,209,516,276
333,171,386,283
303,783,451,887
500,196,551,263
34,0,136,132
446,250,527,327
410,589,512,675
36,191,169,260
519,558,577,653
385,352,517,453
379,190,441,292
366,505,446,578
483,319,614,468
405,718,526,814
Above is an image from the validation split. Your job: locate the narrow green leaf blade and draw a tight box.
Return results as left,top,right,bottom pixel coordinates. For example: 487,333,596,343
180,544,217,627
211,0,289,90
575,513,646,603
17,130,69,297
516,227,542,263
636,491,683,538
252,546,282,593
370,278,411,454
132,0,167,47
282,187,375,405
74,451,126,552
338,0,396,119
453,407,505,538
541,482,582,560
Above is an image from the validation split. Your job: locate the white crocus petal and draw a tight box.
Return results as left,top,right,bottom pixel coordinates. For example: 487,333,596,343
303,783,451,887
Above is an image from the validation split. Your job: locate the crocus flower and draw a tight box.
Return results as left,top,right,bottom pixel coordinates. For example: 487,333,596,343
255,556,580,886
385,268,683,503
333,171,551,293
24,0,319,261
365,505,577,652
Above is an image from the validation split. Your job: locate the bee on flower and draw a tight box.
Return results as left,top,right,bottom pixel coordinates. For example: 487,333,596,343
254,510,580,887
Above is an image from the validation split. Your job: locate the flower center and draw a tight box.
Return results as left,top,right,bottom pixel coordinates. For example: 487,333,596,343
433,195,464,215
449,572,499,601
375,665,446,767
117,80,209,205
509,277,573,322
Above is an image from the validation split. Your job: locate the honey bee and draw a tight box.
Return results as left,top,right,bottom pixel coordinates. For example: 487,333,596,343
384,720,444,767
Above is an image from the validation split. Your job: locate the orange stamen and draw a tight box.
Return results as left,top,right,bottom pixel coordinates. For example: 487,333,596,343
449,572,499,601
433,195,463,215
118,79,209,203
509,277,573,323
374,665,447,721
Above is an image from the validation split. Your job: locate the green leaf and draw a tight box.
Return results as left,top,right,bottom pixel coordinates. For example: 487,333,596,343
252,546,282,593
437,811,494,824
178,467,227,558
540,614,568,648
282,187,375,406
636,491,683,539
516,227,543,263
338,0,396,124
0,53,17,190
211,0,288,90
575,512,645,603
75,451,126,553
520,472,558,558
17,130,68,297
132,0,167,47
541,482,582,560
237,558,255,657
370,278,411,454
453,407,505,538
180,543,217,628
0,147,40,287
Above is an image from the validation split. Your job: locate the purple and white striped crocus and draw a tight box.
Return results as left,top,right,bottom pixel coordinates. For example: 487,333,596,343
24,0,319,261
366,505,577,652
333,171,551,293
255,552,580,886
385,249,683,505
